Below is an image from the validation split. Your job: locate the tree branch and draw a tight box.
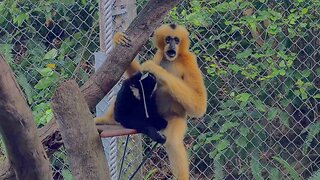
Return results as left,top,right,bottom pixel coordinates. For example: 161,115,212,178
52,80,110,180
0,54,53,180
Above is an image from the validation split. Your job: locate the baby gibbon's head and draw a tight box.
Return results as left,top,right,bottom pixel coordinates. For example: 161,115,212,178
129,72,157,100
152,24,190,61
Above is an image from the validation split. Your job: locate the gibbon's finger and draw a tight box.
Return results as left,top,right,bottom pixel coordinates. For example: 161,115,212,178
113,32,131,47
123,35,132,42
120,36,132,47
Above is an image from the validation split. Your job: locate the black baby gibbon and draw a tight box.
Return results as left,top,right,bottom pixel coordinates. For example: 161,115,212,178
114,71,167,144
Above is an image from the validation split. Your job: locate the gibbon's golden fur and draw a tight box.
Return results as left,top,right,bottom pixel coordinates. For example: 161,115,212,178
95,24,207,180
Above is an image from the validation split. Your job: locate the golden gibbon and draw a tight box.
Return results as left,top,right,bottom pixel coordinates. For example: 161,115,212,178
95,24,207,180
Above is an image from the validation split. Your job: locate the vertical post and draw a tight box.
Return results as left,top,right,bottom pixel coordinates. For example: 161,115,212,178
113,1,143,179
96,0,118,179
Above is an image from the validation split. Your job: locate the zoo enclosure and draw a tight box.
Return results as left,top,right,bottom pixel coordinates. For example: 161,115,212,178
0,0,319,179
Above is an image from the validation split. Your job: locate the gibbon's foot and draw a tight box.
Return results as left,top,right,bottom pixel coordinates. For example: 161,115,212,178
157,132,167,144
113,32,132,47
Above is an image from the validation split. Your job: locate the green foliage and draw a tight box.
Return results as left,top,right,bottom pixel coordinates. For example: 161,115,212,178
213,152,225,180
170,0,320,179
0,0,98,178
273,156,302,180
250,154,263,180
0,0,98,127
62,169,74,180
144,169,158,180
303,122,320,154
308,169,320,180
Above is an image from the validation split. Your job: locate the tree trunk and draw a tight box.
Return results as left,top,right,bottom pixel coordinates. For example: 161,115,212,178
0,0,181,178
51,80,110,180
0,54,53,180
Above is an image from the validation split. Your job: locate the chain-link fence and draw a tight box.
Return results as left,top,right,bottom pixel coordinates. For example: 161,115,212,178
0,0,319,179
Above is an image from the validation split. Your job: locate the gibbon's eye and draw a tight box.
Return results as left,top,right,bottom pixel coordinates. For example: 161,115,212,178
165,36,171,44
174,37,180,44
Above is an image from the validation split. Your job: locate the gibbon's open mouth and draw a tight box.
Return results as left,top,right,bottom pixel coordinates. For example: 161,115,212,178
166,50,176,58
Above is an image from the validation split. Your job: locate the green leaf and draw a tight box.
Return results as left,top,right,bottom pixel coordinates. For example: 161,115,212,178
221,100,237,108
236,48,252,59
313,94,320,99
279,111,290,128
228,64,241,73
34,73,59,90
301,8,308,15
239,126,250,137
14,13,29,26
38,67,54,77
300,88,308,100
220,121,240,133
253,99,267,112
308,169,320,180
269,167,282,180
301,69,311,78
216,139,230,152
213,152,225,180
293,90,301,96
279,60,286,68
144,168,157,180
205,134,224,143
17,74,34,104
296,79,304,86
267,107,278,121
273,156,302,180
303,122,320,154
44,49,58,60
279,69,286,76
235,136,248,148
236,93,251,102
280,99,291,107
62,169,74,180
250,156,263,180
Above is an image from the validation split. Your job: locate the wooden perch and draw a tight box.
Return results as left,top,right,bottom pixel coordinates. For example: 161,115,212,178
97,125,137,138
0,0,181,178
52,80,110,180
0,54,52,180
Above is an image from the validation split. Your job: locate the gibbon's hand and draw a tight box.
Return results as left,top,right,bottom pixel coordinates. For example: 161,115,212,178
141,60,168,84
113,32,132,47
141,60,166,76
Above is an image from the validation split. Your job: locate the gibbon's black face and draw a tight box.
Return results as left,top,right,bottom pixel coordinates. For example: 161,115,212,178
164,35,180,61
129,72,157,99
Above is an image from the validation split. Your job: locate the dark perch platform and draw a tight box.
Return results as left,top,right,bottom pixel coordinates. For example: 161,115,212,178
97,125,138,138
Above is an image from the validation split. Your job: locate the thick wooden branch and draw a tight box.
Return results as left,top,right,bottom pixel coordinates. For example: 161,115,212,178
52,80,110,180
0,54,53,180
0,0,181,177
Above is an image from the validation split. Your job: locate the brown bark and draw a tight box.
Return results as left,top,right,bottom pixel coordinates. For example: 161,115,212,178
0,0,181,178
0,54,53,180
51,80,110,180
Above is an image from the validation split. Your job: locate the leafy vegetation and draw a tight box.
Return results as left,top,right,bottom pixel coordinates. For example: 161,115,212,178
168,0,320,179
0,0,99,178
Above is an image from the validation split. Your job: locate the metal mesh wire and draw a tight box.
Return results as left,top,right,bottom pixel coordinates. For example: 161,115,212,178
0,0,319,179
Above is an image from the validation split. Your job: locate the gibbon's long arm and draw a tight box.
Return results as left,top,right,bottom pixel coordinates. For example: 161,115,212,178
142,59,207,118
